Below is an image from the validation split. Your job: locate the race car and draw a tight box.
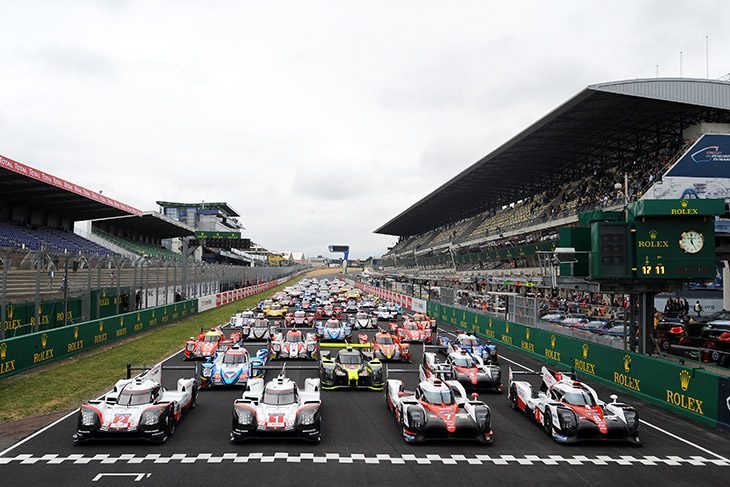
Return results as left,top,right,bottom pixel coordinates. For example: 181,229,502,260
230,310,256,328
315,318,352,341
508,366,640,444
264,303,288,319
360,299,376,310
386,302,402,316
393,320,433,343
421,350,502,392
232,368,321,441
285,310,315,327
412,313,438,332
385,376,492,443
201,346,268,388
74,364,197,443
359,330,411,362
270,328,319,360
184,326,240,360
376,305,397,320
319,346,384,390
344,300,359,313
241,314,273,341
351,311,377,329
437,333,498,364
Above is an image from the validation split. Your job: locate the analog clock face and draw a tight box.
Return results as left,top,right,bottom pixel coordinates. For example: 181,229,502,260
679,231,704,254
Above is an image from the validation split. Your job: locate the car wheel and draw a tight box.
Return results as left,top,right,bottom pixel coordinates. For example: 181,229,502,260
543,410,553,436
509,386,518,410
191,386,198,409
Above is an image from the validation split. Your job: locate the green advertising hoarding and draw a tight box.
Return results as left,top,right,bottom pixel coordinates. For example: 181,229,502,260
427,302,726,429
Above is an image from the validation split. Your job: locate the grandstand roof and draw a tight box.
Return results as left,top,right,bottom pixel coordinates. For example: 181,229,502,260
156,201,240,217
91,212,195,238
375,78,730,236
0,154,141,220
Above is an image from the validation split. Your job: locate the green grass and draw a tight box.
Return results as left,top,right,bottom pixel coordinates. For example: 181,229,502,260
0,277,303,423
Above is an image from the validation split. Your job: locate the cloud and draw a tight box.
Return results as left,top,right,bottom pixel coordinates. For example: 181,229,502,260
31,45,117,77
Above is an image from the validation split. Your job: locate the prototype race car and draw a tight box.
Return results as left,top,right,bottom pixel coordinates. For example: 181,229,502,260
75,364,197,443
285,310,314,327
184,327,240,360
201,346,268,388
270,328,319,360
351,311,377,329
319,346,384,390
508,366,640,444
385,376,492,443
412,313,438,332
376,305,397,320
315,318,352,341
232,369,321,441
422,350,502,392
437,333,499,363
230,310,257,328
393,320,433,343
359,330,411,362
242,314,273,341
264,303,288,319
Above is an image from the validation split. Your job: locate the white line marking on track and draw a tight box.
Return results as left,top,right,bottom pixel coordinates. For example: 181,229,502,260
0,348,184,458
0,453,726,467
92,472,151,482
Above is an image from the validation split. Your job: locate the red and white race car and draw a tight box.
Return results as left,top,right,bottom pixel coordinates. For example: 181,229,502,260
284,310,315,327
421,350,501,391
391,320,432,343
411,313,437,332
184,326,240,360
269,328,319,360
508,366,640,444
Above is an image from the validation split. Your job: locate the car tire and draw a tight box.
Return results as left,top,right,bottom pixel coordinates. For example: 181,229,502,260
191,386,198,409
509,386,518,410
543,410,553,436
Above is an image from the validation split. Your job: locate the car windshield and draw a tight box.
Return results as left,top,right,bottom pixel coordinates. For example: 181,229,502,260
117,389,152,406
458,337,479,346
270,304,281,310
562,390,596,406
262,388,296,405
405,323,418,330
377,335,394,344
422,388,455,405
294,311,305,318
203,334,220,343
241,313,254,319
326,322,340,329
254,320,268,327
452,355,475,367
339,352,362,364
223,353,247,364
287,333,303,342
356,313,368,319
378,307,388,312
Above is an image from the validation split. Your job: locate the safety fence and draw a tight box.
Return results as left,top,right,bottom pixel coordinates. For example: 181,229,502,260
427,301,730,430
353,282,427,313
0,272,304,379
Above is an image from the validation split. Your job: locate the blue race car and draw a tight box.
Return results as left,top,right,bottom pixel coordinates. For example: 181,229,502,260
315,318,352,341
201,346,268,388
437,333,498,364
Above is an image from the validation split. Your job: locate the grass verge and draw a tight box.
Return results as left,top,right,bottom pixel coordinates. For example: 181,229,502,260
0,276,303,424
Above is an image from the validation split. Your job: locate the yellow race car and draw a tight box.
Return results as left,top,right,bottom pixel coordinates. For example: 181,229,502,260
264,303,288,319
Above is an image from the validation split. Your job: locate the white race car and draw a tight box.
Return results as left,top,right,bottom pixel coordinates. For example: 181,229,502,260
230,310,257,328
269,328,319,360
231,369,321,441
376,305,396,320
351,311,377,329
243,315,273,340
508,366,640,444
74,364,197,443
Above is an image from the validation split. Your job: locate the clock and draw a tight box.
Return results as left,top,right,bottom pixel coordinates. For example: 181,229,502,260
679,231,704,254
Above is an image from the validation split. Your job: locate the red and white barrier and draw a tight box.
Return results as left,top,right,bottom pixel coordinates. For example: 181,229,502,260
198,275,297,312
354,282,427,313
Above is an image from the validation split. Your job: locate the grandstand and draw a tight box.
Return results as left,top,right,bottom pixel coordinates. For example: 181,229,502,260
377,78,730,284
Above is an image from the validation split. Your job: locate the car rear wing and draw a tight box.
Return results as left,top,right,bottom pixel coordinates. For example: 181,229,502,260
126,363,200,380
319,342,371,349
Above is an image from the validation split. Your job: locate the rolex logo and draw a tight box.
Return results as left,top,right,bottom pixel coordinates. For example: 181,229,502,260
74,326,79,339
582,343,589,360
680,369,691,391
550,335,556,348
41,333,48,348
525,328,530,340
623,354,631,373
0,343,7,360
681,199,688,208
649,229,658,240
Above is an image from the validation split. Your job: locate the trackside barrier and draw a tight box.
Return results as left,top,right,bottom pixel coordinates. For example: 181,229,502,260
0,300,197,379
197,273,305,312
354,282,427,313
426,301,730,431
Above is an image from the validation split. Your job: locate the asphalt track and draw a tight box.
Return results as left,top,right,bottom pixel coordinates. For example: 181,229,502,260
1,318,729,486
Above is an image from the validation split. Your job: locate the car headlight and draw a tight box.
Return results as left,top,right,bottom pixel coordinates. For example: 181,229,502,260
140,408,164,426
623,409,639,431
202,367,213,377
489,349,497,356
186,344,195,351
235,408,254,425
557,408,577,431
298,409,317,425
80,407,99,427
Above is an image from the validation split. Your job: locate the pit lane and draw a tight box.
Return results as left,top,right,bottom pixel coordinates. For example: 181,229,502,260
1,318,728,486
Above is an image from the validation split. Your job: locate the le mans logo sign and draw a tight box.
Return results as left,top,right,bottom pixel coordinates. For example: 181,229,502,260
665,369,704,415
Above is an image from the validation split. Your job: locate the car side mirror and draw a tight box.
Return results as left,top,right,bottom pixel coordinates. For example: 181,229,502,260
471,393,479,400
610,394,618,403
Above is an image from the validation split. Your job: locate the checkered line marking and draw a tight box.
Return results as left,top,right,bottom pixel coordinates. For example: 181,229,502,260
0,453,728,466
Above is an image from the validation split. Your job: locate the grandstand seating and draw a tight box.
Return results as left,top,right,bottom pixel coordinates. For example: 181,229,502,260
0,221,114,256
91,228,181,260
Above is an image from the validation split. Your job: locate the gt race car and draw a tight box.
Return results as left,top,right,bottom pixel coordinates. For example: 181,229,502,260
75,364,198,443
319,345,384,390
422,349,502,392
270,328,319,359
385,375,492,443
232,366,321,441
359,330,411,362
508,366,640,444
437,333,498,363
201,346,268,388
315,319,353,341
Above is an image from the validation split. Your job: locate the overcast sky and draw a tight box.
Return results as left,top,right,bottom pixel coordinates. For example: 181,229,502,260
1,0,728,258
